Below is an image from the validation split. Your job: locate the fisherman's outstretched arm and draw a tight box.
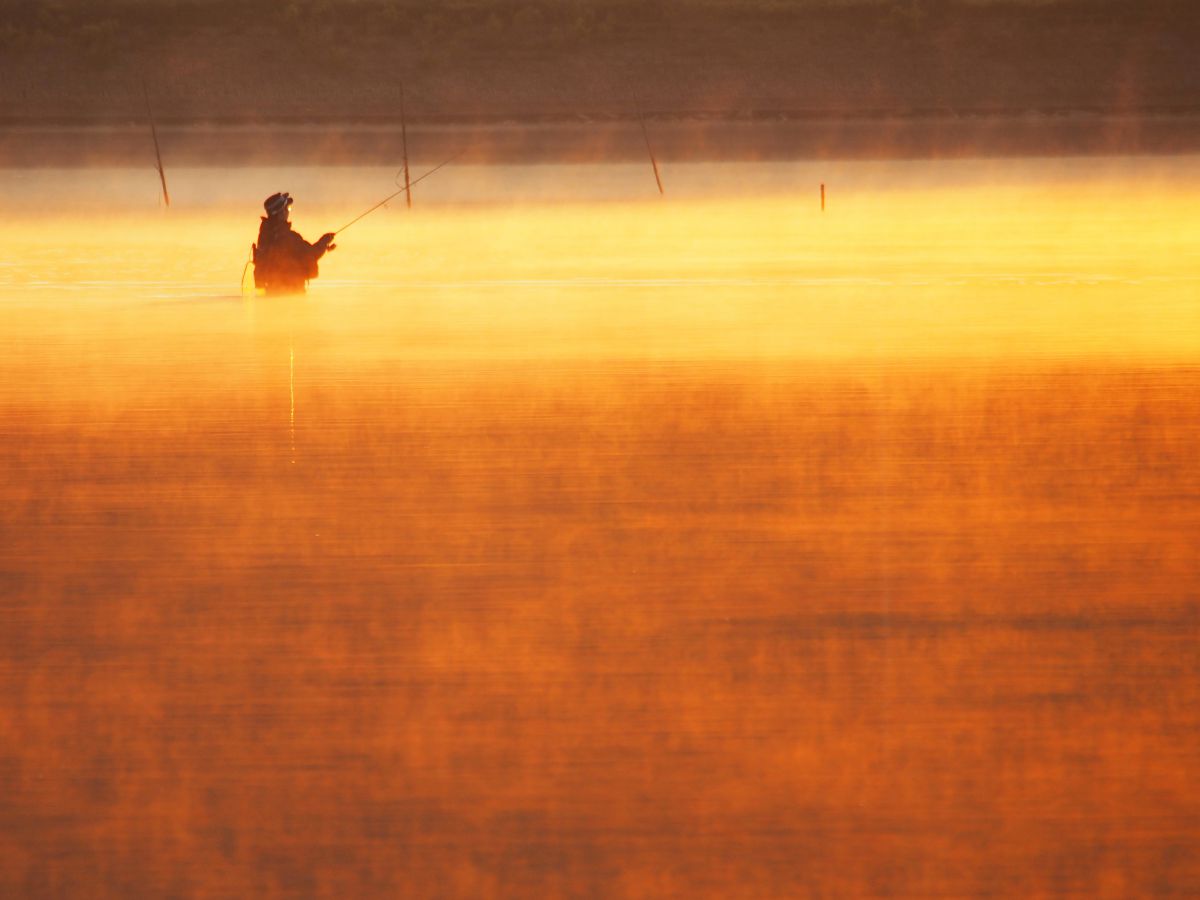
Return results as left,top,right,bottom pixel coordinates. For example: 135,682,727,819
288,231,336,258
300,232,337,258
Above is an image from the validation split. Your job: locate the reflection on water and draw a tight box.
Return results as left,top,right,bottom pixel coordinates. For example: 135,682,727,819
1,159,1198,896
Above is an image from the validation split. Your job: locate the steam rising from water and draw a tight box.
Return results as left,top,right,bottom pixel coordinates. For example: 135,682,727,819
2,157,1198,370
2,156,1199,897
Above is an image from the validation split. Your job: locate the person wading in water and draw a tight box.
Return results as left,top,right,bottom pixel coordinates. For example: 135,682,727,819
252,192,336,294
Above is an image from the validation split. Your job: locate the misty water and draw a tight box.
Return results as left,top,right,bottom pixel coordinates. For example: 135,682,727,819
2,157,1199,896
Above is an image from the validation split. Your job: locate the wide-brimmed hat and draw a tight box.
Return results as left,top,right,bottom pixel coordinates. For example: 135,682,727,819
264,192,293,216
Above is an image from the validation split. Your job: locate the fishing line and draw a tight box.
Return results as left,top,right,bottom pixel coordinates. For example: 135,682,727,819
239,246,255,297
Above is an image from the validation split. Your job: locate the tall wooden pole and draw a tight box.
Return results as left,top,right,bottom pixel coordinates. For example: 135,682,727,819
636,101,664,195
400,81,412,209
142,78,170,208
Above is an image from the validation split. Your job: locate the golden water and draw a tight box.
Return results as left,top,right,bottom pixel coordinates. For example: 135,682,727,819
1,157,1198,896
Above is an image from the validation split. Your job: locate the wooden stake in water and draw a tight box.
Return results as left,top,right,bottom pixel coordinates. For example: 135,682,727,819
142,78,170,208
636,101,664,195
821,183,826,212
399,81,412,209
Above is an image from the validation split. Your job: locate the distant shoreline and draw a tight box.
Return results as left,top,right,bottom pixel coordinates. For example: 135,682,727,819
2,112,1199,168
3,0,1198,147
7,104,1200,127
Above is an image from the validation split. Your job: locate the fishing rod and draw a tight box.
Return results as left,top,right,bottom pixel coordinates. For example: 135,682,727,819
334,150,464,235
635,100,664,195
142,78,171,208
399,81,412,209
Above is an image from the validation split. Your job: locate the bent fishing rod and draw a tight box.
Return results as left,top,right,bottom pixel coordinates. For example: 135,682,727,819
334,150,465,236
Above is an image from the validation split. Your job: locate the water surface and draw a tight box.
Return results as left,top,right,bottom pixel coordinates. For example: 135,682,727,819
1,158,1198,897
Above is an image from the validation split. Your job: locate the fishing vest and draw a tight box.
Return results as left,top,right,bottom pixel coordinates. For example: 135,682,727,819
253,219,319,293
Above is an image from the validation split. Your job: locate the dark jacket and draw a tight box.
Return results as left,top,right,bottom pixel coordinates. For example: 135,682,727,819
252,217,328,294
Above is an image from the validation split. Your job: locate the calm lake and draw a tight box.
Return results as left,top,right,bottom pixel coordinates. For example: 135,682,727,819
1,156,1198,896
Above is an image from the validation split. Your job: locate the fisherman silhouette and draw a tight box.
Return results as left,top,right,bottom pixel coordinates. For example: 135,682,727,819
252,192,336,295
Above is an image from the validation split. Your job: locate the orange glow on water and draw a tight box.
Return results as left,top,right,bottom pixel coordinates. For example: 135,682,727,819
2,156,1199,374
1,157,1199,896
